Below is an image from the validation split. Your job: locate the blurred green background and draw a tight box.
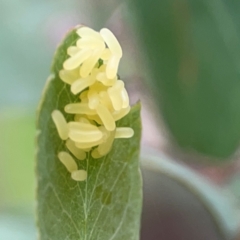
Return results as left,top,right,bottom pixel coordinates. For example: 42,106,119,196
1,0,240,239
0,0,99,238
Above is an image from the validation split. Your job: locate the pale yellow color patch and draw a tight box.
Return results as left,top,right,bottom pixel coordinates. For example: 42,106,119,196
91,148,102,159
68,122,103,143
71,169,87,181
112,106,131,121
76,27,103,41
106,55,120,79
59,69,79,85
66,139,86,160
51,110,69,140
71,76,95,95
65,103,97,115
63,49,92,70
58,151,78,172
97,130,115,156
115,128,134,139
67,46,80,56
100,28,122,58
96,104,115,131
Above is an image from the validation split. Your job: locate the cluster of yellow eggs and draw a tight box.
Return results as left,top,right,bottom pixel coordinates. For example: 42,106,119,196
51,27,134,181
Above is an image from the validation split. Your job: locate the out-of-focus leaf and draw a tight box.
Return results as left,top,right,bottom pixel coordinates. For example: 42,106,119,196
129,0,240,158
0,109,34,209
141,148,240,240
36,27,142,240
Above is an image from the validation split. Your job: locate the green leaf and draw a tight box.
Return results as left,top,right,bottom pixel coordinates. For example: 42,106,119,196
36,27,142,239
141,149,240,240
129,0,240,158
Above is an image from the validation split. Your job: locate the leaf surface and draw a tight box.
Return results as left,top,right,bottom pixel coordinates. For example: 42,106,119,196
36,27,142,240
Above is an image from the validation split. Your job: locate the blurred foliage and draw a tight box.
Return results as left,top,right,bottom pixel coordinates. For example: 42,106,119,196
130,0,240,158
0,109,35,209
